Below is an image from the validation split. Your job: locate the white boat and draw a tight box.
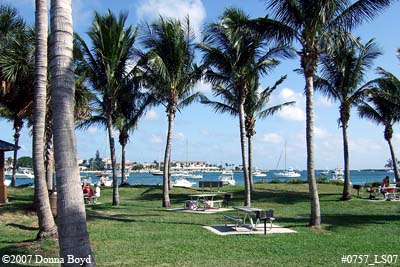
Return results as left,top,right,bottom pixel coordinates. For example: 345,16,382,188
15,167,34,179
252,170,267,177
320,169,329,176
274,167,301,178
274,142,301,178
172,177,195,188
150,170,163,176
221,170,233,175
218,173,236,186
3,179,11,186
331,168,344,181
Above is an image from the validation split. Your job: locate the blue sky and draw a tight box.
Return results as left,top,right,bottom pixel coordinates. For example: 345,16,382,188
1,0,400,169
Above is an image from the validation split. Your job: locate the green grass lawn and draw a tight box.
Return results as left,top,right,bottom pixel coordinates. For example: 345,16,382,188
1,183,399,267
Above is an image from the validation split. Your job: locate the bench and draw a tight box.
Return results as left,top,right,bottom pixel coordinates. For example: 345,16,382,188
255,210,275,235
200,199,224,209
224,215,243,230
199,181,223,192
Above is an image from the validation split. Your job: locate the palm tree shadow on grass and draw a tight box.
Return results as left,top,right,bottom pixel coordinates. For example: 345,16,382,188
278,214,400,231
85,210,204,226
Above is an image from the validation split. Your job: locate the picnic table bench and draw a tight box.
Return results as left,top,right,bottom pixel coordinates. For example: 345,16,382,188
224,207,275,234
224,215,243,230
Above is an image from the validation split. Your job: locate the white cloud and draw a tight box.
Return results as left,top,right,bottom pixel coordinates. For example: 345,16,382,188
314,127,329,139
150,134,163,144
275,87,306,122
135,0,206,39
195,79,212,93
316,96,334,107
145,109,159,121
175,132,185,141
260,133,283,144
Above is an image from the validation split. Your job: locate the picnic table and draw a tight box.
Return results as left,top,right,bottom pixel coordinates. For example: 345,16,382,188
382,186,399,200
231,206,262,230
187,193,224,210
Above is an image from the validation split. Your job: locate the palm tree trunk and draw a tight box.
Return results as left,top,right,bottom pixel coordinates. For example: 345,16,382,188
248,135,254,192
239,104,250,206
34,0,57,240
305,74,321,228
341,119,351,200
45,124,54,190
162,112,175,208
107,117,119,206
11,120,22,187
50,0,95,264
387,138,400,182
121,141,127,185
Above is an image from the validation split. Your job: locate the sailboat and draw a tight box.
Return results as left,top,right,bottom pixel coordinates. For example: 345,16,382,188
274,141,301,178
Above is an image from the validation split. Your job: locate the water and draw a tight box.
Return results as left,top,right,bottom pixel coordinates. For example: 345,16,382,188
6,170,394,187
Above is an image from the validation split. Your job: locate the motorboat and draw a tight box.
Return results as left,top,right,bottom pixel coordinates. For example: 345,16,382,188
15,167,34,179
172,177,195,188
274,167,301,178
331,168,344,181
252,170,267,177
3,179,11,186
150,170,163,176
221,170,233,175
218,173,236,186
320,169,329,176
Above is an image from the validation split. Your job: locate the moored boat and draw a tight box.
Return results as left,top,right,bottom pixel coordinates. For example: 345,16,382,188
218,173,236,186
274,167,301,178
172,177,195,188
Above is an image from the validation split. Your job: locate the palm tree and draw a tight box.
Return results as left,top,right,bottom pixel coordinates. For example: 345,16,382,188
74,10,137,206
139,17,202,208
315,38,381,200
258,0,395,227
245,75,294,191
33,0,57,240
50,0,95,264
115,77,154,186
202,74,294,192
0,24,34,187
199,8,291,206
358,68,400,182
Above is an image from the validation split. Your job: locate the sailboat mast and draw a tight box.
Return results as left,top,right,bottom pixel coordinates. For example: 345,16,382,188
284,141,287,171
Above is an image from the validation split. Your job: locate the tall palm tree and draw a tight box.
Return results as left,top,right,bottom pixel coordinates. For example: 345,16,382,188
199,8,290,206
33,0,57,240
115,78,154,186
0,25,34,187
245,75,294,191
315,38,381,200
50,0,95,263
358,68,400,182
258,0,394,227
139,17,202,208
74,10,137,206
